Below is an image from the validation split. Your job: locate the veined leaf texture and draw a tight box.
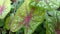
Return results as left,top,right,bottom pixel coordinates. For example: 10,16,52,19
0,0,11,19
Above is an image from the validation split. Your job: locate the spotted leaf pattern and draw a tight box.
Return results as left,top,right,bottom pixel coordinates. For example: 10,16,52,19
0,0,11,19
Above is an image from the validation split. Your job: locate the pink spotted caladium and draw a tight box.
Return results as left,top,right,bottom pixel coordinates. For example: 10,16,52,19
0,0,5,15
0,0,11,19
10,0,44,34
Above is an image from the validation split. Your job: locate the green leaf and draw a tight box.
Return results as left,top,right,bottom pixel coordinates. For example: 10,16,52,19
30,0,60,10
5,16,11,30
45,13,56,34
5,13,15,30
24,11,45,34
10,0,32,32
0,0,11,19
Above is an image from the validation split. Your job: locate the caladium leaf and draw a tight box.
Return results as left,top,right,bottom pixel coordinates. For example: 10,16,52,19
30,0,60,11
10,0,32,32
45,13,56,34
5,0,24,30
24,10,45,34
46,10,60,34
0,0,11,19
10,0,44,34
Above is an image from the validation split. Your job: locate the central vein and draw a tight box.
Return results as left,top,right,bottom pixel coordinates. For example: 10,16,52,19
23,7,35,27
